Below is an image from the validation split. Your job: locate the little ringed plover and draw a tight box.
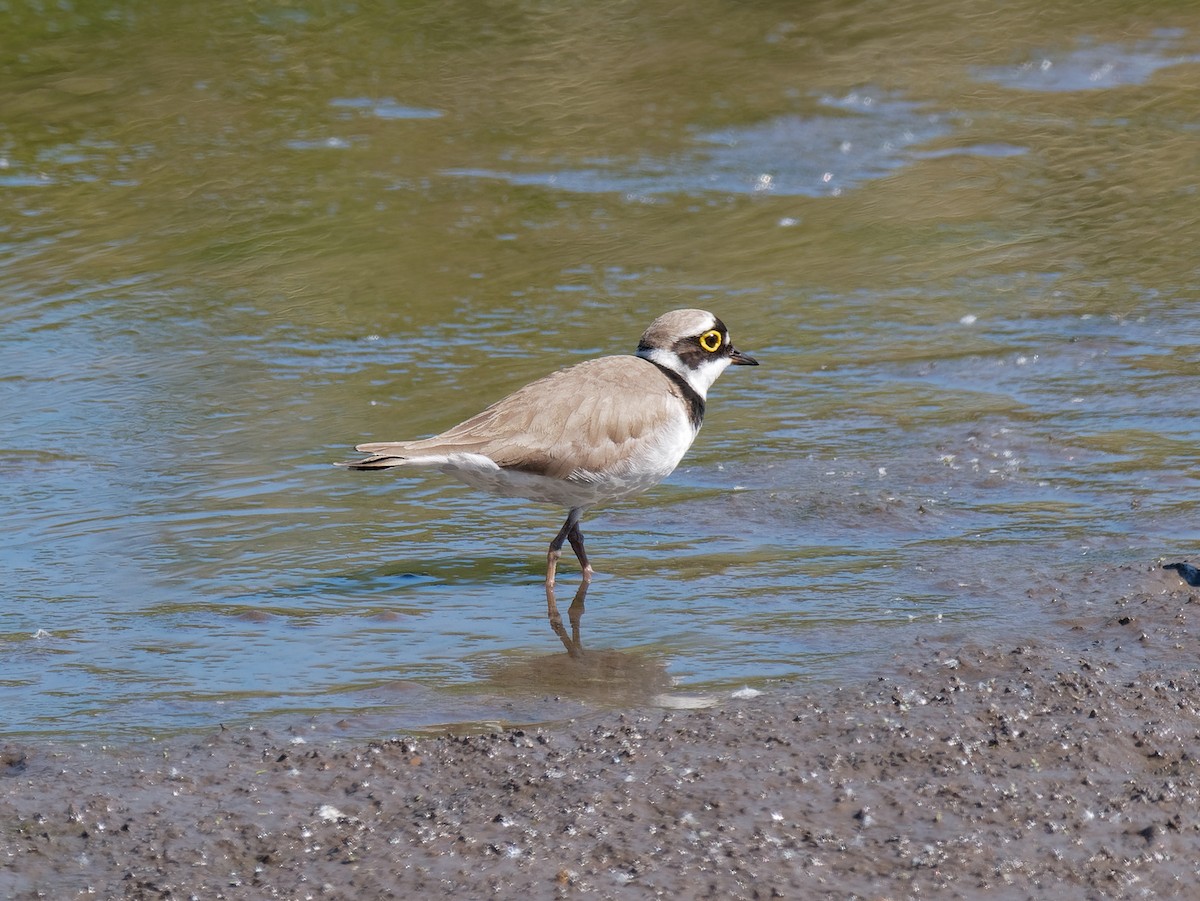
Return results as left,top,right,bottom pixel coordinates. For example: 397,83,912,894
339,308,758,586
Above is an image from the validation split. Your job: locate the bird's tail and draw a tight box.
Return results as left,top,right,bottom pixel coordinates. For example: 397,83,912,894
335,440,417,470
336,453,408,471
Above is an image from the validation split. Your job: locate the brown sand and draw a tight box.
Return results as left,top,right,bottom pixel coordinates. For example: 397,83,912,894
3,561,1198,899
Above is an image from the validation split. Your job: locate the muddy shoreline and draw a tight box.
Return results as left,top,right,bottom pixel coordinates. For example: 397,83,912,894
3,561,1198,899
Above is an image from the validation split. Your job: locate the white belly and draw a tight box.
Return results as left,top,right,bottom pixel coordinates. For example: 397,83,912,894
436,418,697,509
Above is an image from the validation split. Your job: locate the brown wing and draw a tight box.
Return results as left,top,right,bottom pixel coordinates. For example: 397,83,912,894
354,356,687,478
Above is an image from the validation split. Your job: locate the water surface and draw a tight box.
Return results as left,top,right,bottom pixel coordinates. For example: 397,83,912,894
2,0,1198,739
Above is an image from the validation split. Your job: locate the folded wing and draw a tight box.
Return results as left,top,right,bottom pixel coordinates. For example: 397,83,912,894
343,356,691,481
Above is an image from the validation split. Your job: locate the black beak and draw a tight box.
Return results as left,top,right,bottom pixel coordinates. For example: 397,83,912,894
729,346,759,366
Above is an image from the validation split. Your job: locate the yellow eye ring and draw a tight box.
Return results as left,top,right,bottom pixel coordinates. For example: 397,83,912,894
699,329,723,353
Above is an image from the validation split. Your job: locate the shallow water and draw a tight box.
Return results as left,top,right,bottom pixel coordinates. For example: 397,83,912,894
2,0,1198,739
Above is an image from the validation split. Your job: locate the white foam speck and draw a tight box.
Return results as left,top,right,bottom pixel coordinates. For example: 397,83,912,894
652,693,719,709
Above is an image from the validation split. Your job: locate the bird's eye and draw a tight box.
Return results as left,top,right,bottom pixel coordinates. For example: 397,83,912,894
698,329,723,353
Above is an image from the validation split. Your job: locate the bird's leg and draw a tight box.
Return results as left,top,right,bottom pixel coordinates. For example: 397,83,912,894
546,508,579,588
547,507,590,587
566,520,593,583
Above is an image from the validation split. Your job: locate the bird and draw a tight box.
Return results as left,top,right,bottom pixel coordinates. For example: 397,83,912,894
338,309,758,586
1163,562,1200,587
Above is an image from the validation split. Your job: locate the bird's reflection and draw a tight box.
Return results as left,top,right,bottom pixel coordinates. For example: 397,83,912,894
546,579,588,657
481,579,675,707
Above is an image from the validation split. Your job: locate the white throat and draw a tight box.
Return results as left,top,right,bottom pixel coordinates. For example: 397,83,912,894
637,347,732,400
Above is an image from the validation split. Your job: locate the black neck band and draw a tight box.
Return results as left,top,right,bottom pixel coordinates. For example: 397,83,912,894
649,362,705,430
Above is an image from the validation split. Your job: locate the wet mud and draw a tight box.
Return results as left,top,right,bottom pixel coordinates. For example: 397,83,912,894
3,561,1198,899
